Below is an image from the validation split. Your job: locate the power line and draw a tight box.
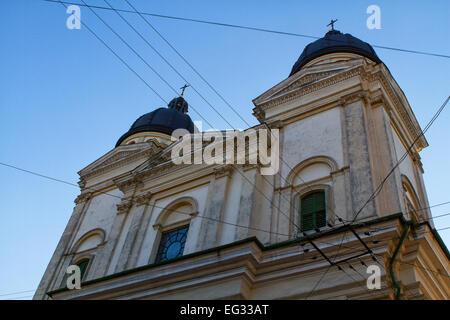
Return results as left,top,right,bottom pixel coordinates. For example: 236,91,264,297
108,0,349,233
2,157,448,298
32,0,450,296
330,96,450,266
358,210,450,236
51,0,349,237
0,289,36,297
305,264,332,300
100,0,235,130
0,161,393,299
51,0,321,246
116,0,350,235
43,0,450,59
310,207,450,296
53,1,167,104
332,240,450,279
72,0,305,236
38,0,450,251
353,96,450,223
122,0,250,129
60,0,302,238
416,200,450,212
42,0,450,234
7,157,448,277
0,161,288,237
75,0,216,129
305,232,450,301
60,0,448,248
3,295,34,300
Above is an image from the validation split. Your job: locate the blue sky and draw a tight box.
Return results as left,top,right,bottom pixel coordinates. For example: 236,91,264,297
0,0,449,299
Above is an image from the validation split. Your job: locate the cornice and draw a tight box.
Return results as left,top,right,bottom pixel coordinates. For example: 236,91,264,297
366,69,428,150
114,174,143,194
214,164,234,178
253,65,363,117
80,141,165,181
252,61,426,151
338,90,368,107
74,192,93,205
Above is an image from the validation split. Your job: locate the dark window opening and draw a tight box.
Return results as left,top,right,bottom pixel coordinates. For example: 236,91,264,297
77,259,89,280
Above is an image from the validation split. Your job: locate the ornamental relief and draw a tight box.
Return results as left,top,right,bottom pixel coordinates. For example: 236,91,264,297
135,192,153,207
116,197,133,214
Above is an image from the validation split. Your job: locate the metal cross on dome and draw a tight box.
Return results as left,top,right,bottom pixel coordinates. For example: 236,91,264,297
327,19,338,31
180,84,190,97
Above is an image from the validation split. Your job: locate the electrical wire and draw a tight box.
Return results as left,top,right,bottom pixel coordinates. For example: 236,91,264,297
43,0,450,59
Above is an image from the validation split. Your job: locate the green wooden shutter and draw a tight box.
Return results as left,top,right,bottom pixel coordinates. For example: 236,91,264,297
77,260,89,280
300,192,326,232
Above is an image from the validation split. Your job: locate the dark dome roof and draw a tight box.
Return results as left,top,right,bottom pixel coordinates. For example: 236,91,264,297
116,97,195,147
289,30,381,76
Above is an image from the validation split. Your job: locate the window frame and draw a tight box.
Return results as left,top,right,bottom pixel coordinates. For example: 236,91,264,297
293,185,332,235
154,225,190,263
76,258,91,281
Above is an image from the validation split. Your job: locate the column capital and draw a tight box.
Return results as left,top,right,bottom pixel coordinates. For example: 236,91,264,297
214,164,234,178
116,197,133,214
135,191,153,207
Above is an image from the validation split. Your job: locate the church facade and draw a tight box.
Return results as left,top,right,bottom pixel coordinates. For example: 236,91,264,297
34,30,449,300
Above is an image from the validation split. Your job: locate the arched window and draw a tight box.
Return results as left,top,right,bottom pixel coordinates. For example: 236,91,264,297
401,175,422,221
151,197,198,263
300,191,326,232
155,225,189,263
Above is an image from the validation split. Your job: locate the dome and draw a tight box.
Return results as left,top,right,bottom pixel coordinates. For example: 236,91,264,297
289,30,381,76
116,96,195,147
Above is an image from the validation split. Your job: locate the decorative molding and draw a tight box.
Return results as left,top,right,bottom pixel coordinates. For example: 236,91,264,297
284,156,339,188
74,192,93,205
365,67,428,150
242,164,259,172
368,94,387,108
253,66,349,106
69,228,106,254
79,141,165,180
330,166,350,177
254,65,362,111
214,165,234,178
115,175,143,193
135,191,153,207
153,196,199,229
116,197,133,215
253,60,426,152
338,91,368,107
266,119,284,129
274,70,342,98
253,107,266,123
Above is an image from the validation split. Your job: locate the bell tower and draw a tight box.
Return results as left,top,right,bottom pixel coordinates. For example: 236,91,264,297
253,29,431,238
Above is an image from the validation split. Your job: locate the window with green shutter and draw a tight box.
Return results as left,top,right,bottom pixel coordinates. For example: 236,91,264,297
300,191,326,232
77,259,89,280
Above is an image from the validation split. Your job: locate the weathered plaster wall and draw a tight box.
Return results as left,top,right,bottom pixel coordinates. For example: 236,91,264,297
72,188,123,247
391,129,419,193
280,108,344,183
220,171,245,245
